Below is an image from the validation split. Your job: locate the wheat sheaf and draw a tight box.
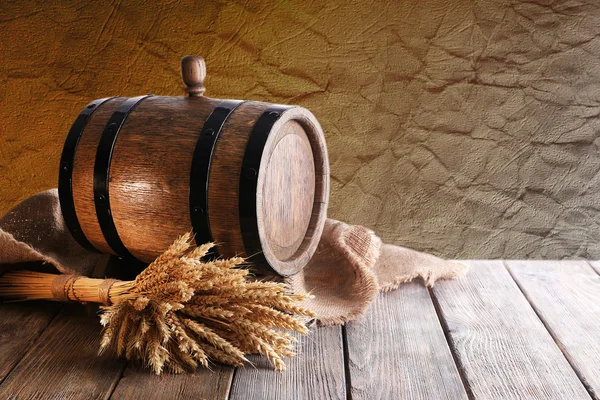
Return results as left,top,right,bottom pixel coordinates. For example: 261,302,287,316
0,233,315,374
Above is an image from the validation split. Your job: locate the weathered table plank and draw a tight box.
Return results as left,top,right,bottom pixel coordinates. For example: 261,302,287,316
506,260,600,399
0,301,60,383
431,260,590,400
228,326,346,400
345,282,468,400
0,304,126,400
111,363,233,400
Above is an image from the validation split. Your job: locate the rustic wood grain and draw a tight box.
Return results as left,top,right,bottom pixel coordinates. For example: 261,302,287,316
506,260,600,399
0,301,60,383
0,304,126,400
111,363,233,400
345,282,468,400
431,260,590,400
228,326,345,400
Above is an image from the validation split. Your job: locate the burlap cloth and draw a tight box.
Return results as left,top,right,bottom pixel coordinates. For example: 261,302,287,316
0,189,467,325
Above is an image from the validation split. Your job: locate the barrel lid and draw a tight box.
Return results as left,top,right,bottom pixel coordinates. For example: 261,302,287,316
256,107,329,276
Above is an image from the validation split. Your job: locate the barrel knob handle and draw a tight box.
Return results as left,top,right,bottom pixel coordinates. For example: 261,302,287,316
181,56,206,97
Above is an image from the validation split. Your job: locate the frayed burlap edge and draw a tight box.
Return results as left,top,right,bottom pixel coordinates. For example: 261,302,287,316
377,260,469,292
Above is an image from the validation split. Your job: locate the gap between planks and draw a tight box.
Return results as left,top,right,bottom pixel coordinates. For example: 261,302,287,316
341,325,353,400
428,286,475,400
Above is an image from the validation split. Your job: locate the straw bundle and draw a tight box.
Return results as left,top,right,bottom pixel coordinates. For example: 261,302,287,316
0,233,314,374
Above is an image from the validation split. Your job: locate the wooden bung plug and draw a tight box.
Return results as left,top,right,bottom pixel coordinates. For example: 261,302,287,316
181,55,206,96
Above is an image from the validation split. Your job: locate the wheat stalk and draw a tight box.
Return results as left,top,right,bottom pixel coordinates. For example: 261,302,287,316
0,233,315,374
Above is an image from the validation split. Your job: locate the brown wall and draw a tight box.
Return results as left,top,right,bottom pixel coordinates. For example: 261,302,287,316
1,0,598,259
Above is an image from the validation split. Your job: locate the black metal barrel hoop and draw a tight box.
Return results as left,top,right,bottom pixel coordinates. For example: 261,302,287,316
189,99,246,256
93,95,153,259
239,105,293,273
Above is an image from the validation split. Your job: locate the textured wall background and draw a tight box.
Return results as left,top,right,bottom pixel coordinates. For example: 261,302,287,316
1,0,599,259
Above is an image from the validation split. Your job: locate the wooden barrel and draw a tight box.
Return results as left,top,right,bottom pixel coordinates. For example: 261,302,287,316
58,56,329,276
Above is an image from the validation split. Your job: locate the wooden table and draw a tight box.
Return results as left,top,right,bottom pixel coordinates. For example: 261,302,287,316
0,260,599,399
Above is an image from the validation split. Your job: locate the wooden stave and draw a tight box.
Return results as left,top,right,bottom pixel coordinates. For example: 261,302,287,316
72,97,127,255
109,95,221,262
